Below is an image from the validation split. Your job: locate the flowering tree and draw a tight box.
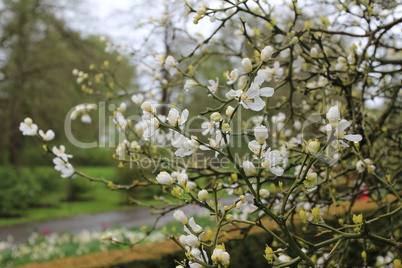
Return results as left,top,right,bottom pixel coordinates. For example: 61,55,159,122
21,0,402,267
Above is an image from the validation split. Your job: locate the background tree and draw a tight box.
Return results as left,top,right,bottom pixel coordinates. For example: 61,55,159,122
0,0,135,166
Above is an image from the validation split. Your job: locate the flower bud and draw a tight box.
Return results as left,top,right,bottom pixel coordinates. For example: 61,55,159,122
299,210,307,223
198,189,208,202
243,161,256,174
290,36,299,45
165,55,177,67
184,79,198,91
156,171,174,185
259,189,270,199
254,125,268,145
312,207,321,223
361,251,367,263
352,213,363,225
24,117,33,125
226,106,235,117
326,106,340,126
221,252,230,266
310,47,319,57
197,5,207,15
225,214,234,222
173,210,188,225
304,172,318,188
264,246,274,264
307,139,320,152
241,58,253,73
261,46,274,62
211,112,222,122
222,123,231,133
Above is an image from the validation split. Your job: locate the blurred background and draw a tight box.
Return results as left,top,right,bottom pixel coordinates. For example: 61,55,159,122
0,0,142,223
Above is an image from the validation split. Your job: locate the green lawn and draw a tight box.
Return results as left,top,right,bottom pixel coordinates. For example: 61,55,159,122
0,166,134,227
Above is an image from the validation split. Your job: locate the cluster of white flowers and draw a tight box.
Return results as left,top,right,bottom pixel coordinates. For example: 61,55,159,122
70,104,97,124
243,125,286,177
72,69,89,84
19,117,74,178
173,210,217,268
172,133,199,157
155,170,198,195
52,146,74,178
0,227,166,267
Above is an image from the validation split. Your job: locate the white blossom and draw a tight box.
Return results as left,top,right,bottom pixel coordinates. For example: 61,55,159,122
131,94,145,105
258,62,284,82
143,117,160,139
326,119,362,147
211,248,230,266
201,121,214,136
167,108,189,126
184,79,198,91
52,145,72,161
53,157,74,178
19,118,38,136
113,112,128,132
172,134,199,157
241,58,253,72
199,131,225,150
207,78,219,94
182,234,199,248
225,68,239,85
254,125,268,144
39,129,55,141
261,149,284,176
243,160,256,174
80,114,92,124
173,210,188,225
141,102,156,114
188,217,203,233
356,159,375,173
239,75,274,111
164,55,177,68
248,140,266,156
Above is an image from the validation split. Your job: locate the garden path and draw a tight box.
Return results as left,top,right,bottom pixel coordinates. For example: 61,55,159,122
0,197,236,244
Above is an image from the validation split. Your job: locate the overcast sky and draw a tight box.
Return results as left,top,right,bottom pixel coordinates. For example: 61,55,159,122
67,0,215,45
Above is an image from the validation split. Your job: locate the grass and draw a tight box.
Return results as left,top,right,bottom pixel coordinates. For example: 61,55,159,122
0,166,133,227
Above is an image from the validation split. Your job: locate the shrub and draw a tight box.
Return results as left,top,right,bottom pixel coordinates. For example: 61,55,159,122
0,167,42,216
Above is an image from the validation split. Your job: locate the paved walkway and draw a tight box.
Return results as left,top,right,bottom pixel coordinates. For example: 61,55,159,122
0,198,235,244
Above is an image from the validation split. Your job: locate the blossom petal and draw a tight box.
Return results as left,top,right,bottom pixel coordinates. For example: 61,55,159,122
344,134,362,142
338,119,350,132
259,87,274,97
270,167,284,176
246,97,266,111
179,109,189,125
